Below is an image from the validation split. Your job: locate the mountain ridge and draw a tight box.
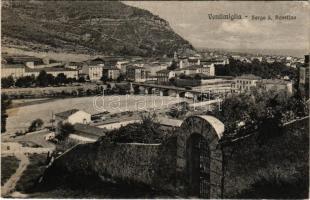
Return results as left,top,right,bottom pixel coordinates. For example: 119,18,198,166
1,0,195,57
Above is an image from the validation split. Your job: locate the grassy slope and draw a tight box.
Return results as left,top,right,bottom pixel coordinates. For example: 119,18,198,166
1,156,20,186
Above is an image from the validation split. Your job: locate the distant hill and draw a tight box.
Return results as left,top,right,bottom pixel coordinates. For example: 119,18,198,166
1,0,195,57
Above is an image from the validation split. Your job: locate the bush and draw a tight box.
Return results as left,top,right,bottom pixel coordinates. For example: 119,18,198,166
28,119,44,132
235,170,308,198
99,112,173,143
1,76,15,88
56,122,75,141
167,102,190,119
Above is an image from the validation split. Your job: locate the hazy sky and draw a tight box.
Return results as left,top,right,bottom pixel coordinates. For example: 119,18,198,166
124,1,309,50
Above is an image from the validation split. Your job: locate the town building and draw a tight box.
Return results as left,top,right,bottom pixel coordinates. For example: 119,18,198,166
4,55,43,65
188,57,200,66
82,65,104,81
174,66,197,76
156,70,175,84
232,74,262,93
115,60,130,73
174,65,215,77
81,57,106,81
55,109,91,125
197,65,215,76
1,64,25,79
70,123,107,142
102,66,120,80
259,79,293,95
126,65,147,82
25,67,78,79
299,54,309,98
179,57,189,69
144,62,168,76
200,59,229,66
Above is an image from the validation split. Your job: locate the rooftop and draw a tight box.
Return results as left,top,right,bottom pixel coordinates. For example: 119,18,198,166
55,109,79,119
74,123,106,139
127,65,145,70
1,64,25,69
261,79,292,85
102,66,120,70
25,67,77,72
156,69,171,74
236,74,262,80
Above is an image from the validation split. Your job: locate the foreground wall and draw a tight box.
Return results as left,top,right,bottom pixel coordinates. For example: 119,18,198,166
41,116,309,198
43,137,177,192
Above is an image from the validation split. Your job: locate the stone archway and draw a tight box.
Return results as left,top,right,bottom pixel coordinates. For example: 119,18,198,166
176,115,224,198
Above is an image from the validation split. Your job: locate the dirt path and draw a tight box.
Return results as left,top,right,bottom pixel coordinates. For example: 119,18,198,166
1,153,30,197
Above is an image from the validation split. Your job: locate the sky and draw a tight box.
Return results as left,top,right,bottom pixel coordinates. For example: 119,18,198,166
124,1,309,51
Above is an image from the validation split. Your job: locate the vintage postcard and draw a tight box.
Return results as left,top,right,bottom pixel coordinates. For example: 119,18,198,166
1,0,309,199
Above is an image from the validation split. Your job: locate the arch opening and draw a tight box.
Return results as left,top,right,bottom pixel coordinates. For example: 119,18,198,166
186,133,210,198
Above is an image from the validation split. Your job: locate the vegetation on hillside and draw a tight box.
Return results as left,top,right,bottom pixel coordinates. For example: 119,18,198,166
98,113,175,144
208,86,309,140
2,1,193,56
1,156,20,185
216,58,297,80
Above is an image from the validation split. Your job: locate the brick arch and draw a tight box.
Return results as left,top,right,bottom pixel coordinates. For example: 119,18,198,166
176,115,224,198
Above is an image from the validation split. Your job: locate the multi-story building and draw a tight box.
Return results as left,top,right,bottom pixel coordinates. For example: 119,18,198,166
232,74,261,93
299,54,309,98
25,67,78,79
126,65,147,82
102,66,120,80
174,65,215,77
200,59,229,66
115,60,130,74
174,67,197,76
156,70,176,84
197,65,215,76
259,79,293,95
144,63,168,76
82,65,104,81
1,64,25,79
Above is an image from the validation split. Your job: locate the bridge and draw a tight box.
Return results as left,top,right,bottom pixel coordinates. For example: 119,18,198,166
130,82,232,100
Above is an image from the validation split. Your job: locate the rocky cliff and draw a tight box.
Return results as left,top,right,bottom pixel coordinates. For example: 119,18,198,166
2,0,194,56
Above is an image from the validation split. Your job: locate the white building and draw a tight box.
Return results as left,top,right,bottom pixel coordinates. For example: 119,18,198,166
1,64,25,79
233,74,262,93
82,65,104,81
55,109,91,125
25,67,78,79
259,79,293,95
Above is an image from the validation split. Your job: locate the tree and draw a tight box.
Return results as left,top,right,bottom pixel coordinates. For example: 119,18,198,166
101,74,109,83
36,70,49,87
167,102,190,119
46,74,55,86
78,76,86,83
28,118,44,132
1,94,11,133
116,74,125,82
167,60,178,70
56,122,74,141
55,73,67,85
15,76,35,87
1,76,15,88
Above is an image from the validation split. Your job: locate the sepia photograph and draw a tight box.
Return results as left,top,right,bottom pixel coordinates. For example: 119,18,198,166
1,0,309,199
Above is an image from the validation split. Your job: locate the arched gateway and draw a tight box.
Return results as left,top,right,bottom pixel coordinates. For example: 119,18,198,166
176,115,224,198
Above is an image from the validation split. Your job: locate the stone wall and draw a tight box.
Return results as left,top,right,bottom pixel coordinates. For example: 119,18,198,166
41,115,309,198
43,136,177,193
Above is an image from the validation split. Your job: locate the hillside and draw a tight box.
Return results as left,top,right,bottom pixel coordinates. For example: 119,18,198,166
1,0,194,57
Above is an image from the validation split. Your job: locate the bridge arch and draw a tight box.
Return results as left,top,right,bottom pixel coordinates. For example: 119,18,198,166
176,115,224,198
